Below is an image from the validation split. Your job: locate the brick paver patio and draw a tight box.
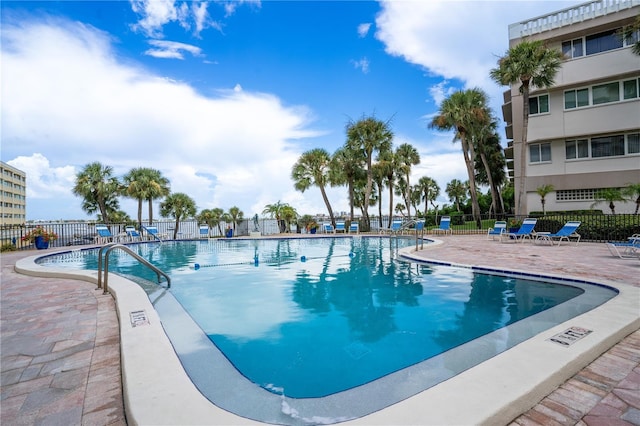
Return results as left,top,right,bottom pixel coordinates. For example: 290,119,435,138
1,234,638,425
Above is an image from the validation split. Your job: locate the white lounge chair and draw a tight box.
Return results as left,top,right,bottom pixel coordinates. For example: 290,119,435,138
500,218,537,243
487,220,507,240
432,216,451,235
535,221,581,246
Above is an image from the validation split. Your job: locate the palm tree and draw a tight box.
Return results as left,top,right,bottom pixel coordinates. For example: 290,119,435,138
346,116,393,230
160,193,197,239
430,89,490,228
278,205,297,232
472,119,504,216
227,206,244,233
535,184,554,215
291,148,337,226
622,183,640,214
196,209,218,236
474,133,508,215
416,176,440,218
591,188,626,214
331,146,365,222
72,162,121,224
122,167,151,228
372,162,386,228
376,149,398,229
446,179,467,212
143,169,170,225
395,143,420,218
490,39,563,216
263,201,289,233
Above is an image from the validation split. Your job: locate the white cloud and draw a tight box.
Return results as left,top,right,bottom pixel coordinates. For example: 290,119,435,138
375,1,581,122
130,0,180,37
351,57,370,74
1,17,328,220
144,39,203,59
357,22,371,38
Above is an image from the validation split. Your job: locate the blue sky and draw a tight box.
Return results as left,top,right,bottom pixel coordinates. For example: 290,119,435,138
1,0,581,221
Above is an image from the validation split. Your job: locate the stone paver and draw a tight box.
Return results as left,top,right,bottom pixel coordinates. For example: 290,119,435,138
1,250,126,426
1,234,638,425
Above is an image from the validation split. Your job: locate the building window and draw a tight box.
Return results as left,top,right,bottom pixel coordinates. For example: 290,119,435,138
592,82,620,105
623,79,639,100
585,29,623,55
591,135,625,158
628,133,640,154
564,88,589,109
530,143,551,163
566,139,589,159
529,94,549,115
562,38,583,58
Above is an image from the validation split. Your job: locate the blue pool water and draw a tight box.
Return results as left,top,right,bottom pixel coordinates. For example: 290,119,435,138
40,237,617,423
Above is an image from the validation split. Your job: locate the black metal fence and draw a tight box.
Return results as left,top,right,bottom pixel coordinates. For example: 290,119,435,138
2,214,638,251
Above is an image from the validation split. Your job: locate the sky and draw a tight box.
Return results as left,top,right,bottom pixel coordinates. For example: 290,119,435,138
1,0,582,221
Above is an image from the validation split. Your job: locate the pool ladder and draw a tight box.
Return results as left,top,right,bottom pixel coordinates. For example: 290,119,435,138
97,243,171,295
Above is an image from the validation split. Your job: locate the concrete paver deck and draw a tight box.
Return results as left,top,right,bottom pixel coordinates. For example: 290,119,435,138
1,234,638,425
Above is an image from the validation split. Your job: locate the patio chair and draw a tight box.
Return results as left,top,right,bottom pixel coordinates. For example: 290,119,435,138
606,234,640,259
381,219,403,235
323,222,335,233
335,221,346,233
349,222,359,234
500,218,537,243
431,216,451,235
143,225,167,241
199,224,210,238
125,226,142,242
535,221,581,246
95,224,114,244
487,220,507,240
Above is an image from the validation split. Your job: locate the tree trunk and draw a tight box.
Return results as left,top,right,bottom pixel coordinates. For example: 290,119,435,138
319,185,336,227
461,138,482,228
517,84,531,216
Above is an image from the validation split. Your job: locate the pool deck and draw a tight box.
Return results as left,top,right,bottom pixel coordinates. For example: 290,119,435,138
1,234,638,425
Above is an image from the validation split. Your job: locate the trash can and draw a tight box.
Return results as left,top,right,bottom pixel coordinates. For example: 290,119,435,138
225,228,233,238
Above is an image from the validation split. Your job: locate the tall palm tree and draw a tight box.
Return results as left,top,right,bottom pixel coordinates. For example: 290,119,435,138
291,148,337,226
474,133,508,215
72,162,121,224
227,206,244,233
472,118,503,216
416,176,440,218
346,116,393,230
446,179,467,212
263,201,288,233
143,169,170,225
622,183,640,214
430,88,490,228
372,162,387,227
535,184,554,215
331,146,365,222
376,149,398,228
160,193,197,239
395,143,420,218
122,167,151,228
490,40,563,216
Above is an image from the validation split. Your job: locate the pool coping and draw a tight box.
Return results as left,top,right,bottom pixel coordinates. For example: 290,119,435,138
14,240,640,425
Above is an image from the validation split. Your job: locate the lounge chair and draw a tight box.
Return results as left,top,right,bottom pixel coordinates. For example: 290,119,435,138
500,218,537,243
487,220,507,240
335,221,346,233
143,225,167,241
95,224,114,244
349,222,359,234
323,222,335,233
199,224,210,238
381,219,403,235
606,234,640,259
125,226,142,242
432,216,451,235
535,221,581,246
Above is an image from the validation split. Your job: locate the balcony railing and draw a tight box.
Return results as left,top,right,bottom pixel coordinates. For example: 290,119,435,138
509,0,640,40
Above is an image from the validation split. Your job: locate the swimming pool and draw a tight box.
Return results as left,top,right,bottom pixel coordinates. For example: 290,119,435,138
37,236,619,425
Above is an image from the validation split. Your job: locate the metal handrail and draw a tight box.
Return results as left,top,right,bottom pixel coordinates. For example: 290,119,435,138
99,244,171,295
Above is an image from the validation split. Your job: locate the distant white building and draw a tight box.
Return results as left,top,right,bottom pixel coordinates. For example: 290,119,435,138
501,0,640,214
1,161,27,225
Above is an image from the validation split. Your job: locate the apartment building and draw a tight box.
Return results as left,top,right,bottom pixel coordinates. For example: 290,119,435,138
1,161,27,225
502,0,640,214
